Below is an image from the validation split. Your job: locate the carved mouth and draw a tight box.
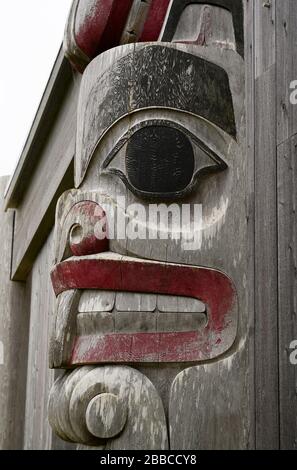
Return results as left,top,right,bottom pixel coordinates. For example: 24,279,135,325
77,290,207,335
50,252,237,366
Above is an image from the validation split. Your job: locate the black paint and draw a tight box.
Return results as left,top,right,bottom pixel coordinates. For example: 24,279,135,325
161,0,244,58
126,126,194,194
81,45,236,179
102,120,228,201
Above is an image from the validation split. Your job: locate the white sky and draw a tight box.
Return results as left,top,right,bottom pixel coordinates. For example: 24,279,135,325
0,0,72,177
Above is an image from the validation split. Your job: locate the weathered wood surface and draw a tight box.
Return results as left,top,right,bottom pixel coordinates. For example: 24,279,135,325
24,230,55,449
276,0,297,144
5,3,245,281
76,43,236,186
4,49,73,209
64,0,171,71
49,366,168,449
3,0,297,451
51,251,237,363
49,290,80,369
120,0,151,45
23,229,75,450
11,73,81,281
254,0,279,450
277,136,297,449
64,0,134,71
162,0,244,58
254,67,279,450
254,0,275,78
135,0,170,42
50,34,250,448
0,177,30,450
170,3,236,52
245,0,256,450
169,353,250,450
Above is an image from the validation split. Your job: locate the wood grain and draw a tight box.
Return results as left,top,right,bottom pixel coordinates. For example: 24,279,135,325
24,230,74,449
11,74,81,281
276,0,297,144
277,136,297,449
169,355,250,449
0,177,30,450
73,42,248,448
245,0,256,450
86,393,128,439
254,66,279,449
0,0,275,452
120,0,151,44
79,290,115,313
161,0,244,58
4,49,74,209
49,366,168,449
51,254,238,363
76,43,236,185
254,0,276,78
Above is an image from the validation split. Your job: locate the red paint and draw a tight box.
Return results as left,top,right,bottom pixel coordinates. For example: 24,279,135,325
51,255,237,363
72,331,213,364
68,202,108,257
175,5,214,48
196,5,213,46
139,0,171,42
76,0,133,59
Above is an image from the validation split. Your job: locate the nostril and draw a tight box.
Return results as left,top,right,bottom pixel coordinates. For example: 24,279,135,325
69,224,84,246
68,202,109,257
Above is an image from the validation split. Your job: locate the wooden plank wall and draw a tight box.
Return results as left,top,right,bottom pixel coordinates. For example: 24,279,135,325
254,0,279,449
23,229,55,449
275,0,297,449
1,0,296,450
0,177,30,449
277,137,297,449
23,227,76,450
11,72,80,282
8,52,81,283
245,0,256,449
252,0,297,449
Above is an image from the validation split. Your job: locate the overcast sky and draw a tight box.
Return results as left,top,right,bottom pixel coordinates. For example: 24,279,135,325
0,0,72,177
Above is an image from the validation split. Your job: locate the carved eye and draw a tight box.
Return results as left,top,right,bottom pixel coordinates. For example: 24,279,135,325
126,126,194,193
102,121,227,200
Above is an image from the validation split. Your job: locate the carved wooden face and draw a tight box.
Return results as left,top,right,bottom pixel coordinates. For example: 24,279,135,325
50,4,245,370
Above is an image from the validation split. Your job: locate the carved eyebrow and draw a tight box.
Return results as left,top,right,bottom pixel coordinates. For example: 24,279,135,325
79,45,236,184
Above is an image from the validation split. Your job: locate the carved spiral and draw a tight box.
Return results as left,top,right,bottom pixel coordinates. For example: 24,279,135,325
48,366,168,449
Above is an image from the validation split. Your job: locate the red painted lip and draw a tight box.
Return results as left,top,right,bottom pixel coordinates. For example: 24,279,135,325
51,253,238,363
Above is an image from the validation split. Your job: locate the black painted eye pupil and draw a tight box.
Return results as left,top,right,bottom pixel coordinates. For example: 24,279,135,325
126,126,194,194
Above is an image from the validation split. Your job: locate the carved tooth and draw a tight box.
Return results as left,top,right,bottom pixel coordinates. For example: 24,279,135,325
115,312,157,333
78,290,115,313
78,291,205,315
77,310,206,335
157,295,206,313
77,312,115,335
157,312,207,333
115,292,157,312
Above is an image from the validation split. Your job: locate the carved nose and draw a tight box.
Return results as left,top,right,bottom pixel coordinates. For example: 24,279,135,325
69,201,109,257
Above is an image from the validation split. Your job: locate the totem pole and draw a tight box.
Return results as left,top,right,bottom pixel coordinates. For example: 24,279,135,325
48,0,248,449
